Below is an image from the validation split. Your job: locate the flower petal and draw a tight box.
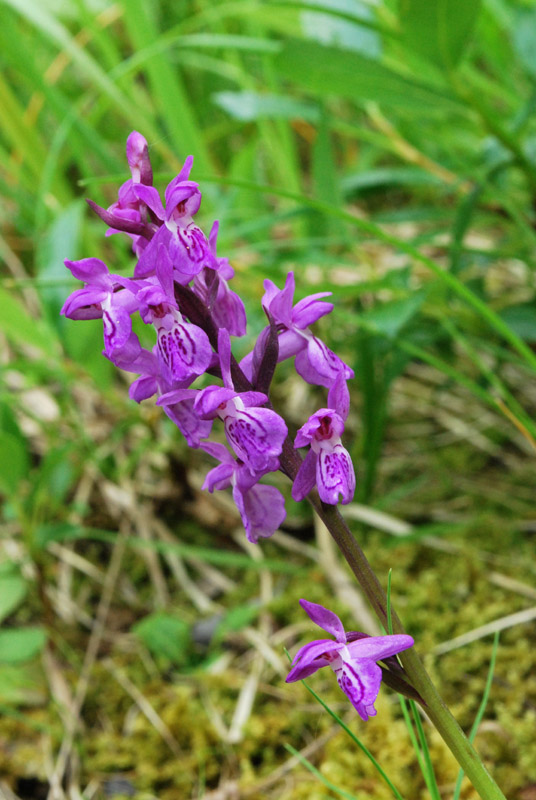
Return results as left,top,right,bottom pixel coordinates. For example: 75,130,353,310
232,483,286,543
285,639,341,682
157,321,212,382
333,656,382,721
225,407,287,472
299,599,346,642
292,292,333,328
346,634,414,662
291,448,318,502
317,444,356,505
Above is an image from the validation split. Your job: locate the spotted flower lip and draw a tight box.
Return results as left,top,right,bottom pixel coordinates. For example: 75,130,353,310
286,599,414,721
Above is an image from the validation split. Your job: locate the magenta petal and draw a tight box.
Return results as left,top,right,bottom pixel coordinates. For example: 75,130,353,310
296,337,354,388
132,185,165,220
194,386,238,418
203,462,234,493
292,293,333,328
317,444,356,505
346,634,414,662
164,399,212,448
291,449,318,501
266,271,295,326
64,257,110,285
102,304,132,356
286,639,341,682
299,599,346,642
129,376,158,403
334,657,382,721
200,441,234,464
232,483,286,543
61,287,107,318
327,370,350,421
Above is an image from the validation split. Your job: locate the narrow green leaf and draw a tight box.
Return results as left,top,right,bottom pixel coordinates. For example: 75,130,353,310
213,90,319,122
275,39,463,111
399,0,482,70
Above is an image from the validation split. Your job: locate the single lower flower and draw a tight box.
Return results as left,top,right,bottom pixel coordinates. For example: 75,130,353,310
286,599,414,721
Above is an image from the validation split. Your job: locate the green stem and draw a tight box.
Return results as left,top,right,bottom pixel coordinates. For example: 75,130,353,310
308,499,507,800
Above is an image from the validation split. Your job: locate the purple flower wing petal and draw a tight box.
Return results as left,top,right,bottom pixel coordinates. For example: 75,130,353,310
266,272,295,326
61,287,107,319
157,387,198,406
132,185,165,220
233,483,286,543
286,639,341,682
213,282,247,337
299,599,346,642
317,444,356,505
327,370,350,421
292,293,333,328
164,400,213,448
129,376,158,403
291,448,318,501
200,441,234,464
64,257,110,285
202,462,234,493
334,657,382,721
346,634,414,662
295,337,354,388
194,386,237,418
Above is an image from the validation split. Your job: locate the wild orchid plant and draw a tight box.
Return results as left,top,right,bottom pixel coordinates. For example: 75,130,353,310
62,132,506,800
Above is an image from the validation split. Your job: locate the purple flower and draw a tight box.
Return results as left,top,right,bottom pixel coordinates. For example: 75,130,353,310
132,156,215,280
241,272,353,389
60,257,138,357
286,599,414,721
201,442,286,542
194,330,288,473
292,371,355,505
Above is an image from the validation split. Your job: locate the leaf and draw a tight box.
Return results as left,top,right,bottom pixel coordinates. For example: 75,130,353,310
274,39,463,111
36,200,85,322
0,431,30,497
132,613,191,665
0,628,47,664
512,8,536,79
361,294,425,339
399,0,482,70
0,574,27,624
213,90,319,122
301,0,381,57
0,287,58,358
499,304,536,342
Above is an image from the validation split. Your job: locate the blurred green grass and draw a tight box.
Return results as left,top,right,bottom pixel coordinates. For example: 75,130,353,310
1,0,536,797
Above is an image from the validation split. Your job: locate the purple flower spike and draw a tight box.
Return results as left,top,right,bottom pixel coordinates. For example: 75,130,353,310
286,599,414,721
201,442,286,542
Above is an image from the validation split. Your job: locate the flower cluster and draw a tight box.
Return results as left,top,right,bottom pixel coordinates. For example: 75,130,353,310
62,132,355,541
